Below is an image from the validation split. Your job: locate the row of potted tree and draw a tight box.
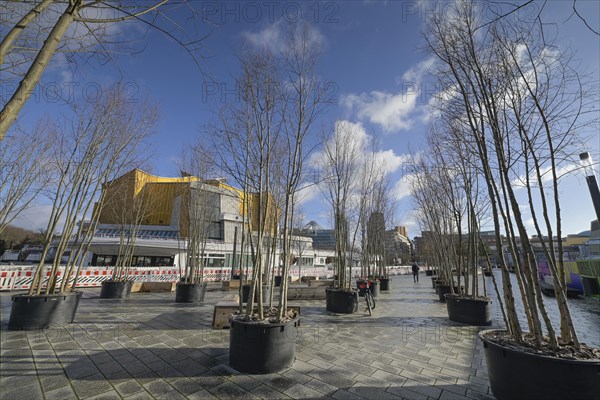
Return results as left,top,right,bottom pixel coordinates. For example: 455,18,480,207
415,2,600,399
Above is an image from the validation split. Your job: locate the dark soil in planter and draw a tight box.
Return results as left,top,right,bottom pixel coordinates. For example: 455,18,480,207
100,280,132,299
175,282,207,303
445,294,492,325
8,291,82,330
379,278,391,291
229,315,300,374
479,329,600,400
326,287,358,314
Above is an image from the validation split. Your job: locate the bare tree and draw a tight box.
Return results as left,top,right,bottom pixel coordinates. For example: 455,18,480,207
106,179,156,281
209,23,328,321
425,0,598,352
177,144,218,286
274,23,329,319
28,87,157,295
0,120,53,235
210,42,282,321
318,121,362,289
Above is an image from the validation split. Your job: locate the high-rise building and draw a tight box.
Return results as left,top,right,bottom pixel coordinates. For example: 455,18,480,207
383,226,411,265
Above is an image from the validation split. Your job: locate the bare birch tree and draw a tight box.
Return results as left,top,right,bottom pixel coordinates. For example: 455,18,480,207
28,87,157,295
177,144,217,286
0,120,53,235
274,24,329,319
210,23,328,322
318,121,362,289
425,0,598,351
210,45,282,321
107,181,156,281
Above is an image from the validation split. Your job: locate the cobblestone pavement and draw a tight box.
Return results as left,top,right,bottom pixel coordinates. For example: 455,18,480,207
1,273,598,400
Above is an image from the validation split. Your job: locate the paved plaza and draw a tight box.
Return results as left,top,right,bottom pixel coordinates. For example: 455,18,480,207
1,274,599,400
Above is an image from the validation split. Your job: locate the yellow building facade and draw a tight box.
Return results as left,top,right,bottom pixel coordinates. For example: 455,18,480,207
98,169,277,237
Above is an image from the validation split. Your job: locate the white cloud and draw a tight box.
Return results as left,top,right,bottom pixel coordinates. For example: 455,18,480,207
397,209,419,236
243,22,287,52
242,21,325,54
296,183,320,205
401,57,435,82
392,173,418,201
341,58,435,133
341,91,417,132
374,150,413,175
310,120,412,177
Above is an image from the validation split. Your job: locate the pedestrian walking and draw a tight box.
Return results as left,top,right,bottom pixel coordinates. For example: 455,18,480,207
412,263,419,282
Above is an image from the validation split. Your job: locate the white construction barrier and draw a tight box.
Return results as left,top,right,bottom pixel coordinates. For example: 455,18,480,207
0,265,328,291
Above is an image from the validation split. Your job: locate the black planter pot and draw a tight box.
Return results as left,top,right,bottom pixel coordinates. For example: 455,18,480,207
100,280,133,299
425,270,434,276
325,287,358,314
8,291,82,330
175,282,207,303
274,276,283,287
431,277,444,293
437,284,452,302
445,294,492,325
379,278,391,291
242,284,272,303
229,317,300,374
370,281,380,297
479,329,600,400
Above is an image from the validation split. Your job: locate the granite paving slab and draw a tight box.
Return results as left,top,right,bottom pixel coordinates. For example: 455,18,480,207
2,274,599,399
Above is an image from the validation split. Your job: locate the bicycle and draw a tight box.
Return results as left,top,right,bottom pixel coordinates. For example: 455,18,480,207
358,280,376,315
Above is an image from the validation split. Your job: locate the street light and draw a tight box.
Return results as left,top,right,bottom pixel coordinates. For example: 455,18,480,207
579,152,600,221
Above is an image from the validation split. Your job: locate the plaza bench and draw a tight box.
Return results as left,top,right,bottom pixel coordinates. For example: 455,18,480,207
131,281,176,293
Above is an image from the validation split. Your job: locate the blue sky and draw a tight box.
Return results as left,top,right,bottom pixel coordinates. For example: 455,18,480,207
10,1,600,238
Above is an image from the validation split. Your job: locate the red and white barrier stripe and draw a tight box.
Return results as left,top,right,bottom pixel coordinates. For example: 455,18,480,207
0,266,328,291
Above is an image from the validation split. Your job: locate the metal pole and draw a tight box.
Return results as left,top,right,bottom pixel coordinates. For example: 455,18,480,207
580,152,600,221
585,175,600,221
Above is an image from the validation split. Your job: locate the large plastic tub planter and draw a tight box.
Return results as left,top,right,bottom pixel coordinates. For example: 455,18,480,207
479,329,600,400
8,291,82,330
325,287,358,314
175,282,207,303
100,280,133,299
379,278,391,291
229,317,300,374
445,294,492,325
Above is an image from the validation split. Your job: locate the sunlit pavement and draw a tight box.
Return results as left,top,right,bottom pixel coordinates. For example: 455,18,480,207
1,273,598,400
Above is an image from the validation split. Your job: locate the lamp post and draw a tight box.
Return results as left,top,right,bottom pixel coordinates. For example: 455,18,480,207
579,152,600,221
